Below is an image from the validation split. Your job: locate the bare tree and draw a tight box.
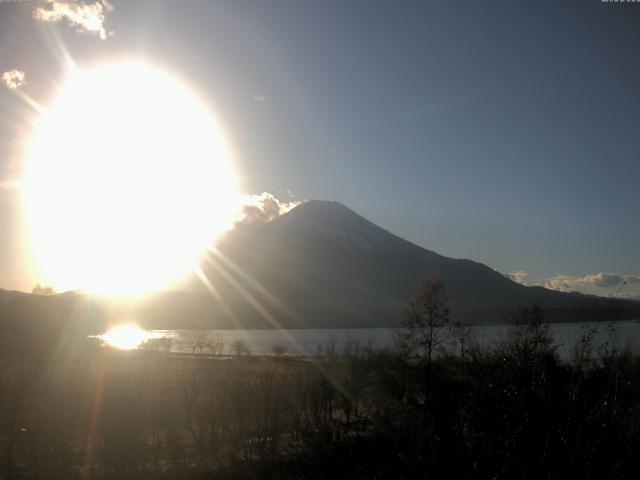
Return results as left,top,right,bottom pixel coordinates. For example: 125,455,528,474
231,339,250,357
180,330,209,355
393,279,450,367
31,284,55,296
271,344,287,357
205,335,226,356
505,303,554,360
448,321,476,360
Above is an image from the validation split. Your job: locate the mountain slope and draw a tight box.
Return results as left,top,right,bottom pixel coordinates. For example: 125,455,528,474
2,201,638,336
188,201,639,327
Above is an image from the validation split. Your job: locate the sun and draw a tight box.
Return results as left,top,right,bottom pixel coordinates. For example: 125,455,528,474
22,62,239,296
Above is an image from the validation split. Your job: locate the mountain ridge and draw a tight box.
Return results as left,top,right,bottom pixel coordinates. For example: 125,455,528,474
2,200,639,333
194,200,640,327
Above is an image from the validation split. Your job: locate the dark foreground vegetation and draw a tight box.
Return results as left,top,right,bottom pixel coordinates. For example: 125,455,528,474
2,285,640,479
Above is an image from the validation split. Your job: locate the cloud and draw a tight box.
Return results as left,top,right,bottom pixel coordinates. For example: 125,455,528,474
578,272,623,288
33,0,113,40
253,94,266,103
238,192,302,225
544,274,575,293
542,271,640,293
504,270,528,285
617,292,640,300
2,69,26,89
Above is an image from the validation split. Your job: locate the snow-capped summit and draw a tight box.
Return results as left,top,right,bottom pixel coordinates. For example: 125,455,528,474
272,200,401,252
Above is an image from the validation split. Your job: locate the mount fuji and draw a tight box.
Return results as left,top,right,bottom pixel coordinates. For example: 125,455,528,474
178,200,640,328
2,200,638,335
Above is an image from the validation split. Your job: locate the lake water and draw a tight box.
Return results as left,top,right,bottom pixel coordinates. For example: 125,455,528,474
140,320,640,358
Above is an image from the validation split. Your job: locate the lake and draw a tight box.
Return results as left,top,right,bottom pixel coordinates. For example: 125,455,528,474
132,320,640,358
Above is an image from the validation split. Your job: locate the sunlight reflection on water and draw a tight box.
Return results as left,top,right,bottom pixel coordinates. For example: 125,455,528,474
100,324,163,350
95,320,640,357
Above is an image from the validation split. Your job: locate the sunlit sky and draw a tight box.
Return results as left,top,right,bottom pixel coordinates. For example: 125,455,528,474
1,0,639,298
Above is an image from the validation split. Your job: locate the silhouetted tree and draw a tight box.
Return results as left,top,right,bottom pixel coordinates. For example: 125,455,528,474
141,337,173,353
393,279,450,367
205,335,226,356
507,303,554,359
271,344,287,357
31,284,55,296
448,321,475,360
181,330,209,355
232,339,249,357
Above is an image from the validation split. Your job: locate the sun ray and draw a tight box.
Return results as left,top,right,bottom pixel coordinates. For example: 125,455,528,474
202,252,282,330
207,246,302,327
193,264,241,328
83,350,108,474
12,89,47,116
202,250,306,354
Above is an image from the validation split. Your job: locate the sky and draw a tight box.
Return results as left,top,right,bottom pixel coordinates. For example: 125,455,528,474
1,0,639,297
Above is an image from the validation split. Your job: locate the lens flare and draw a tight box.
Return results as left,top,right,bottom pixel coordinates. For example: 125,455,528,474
22,62,240,296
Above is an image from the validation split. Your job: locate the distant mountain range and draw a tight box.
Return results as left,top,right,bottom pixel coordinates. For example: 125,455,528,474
2,200,639,335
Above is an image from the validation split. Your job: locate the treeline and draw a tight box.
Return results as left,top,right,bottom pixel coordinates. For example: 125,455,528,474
2,282,640,479
1,326,639,478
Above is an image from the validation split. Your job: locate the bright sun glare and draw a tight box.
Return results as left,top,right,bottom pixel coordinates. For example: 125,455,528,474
22,62,239,296
101,324,157,350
